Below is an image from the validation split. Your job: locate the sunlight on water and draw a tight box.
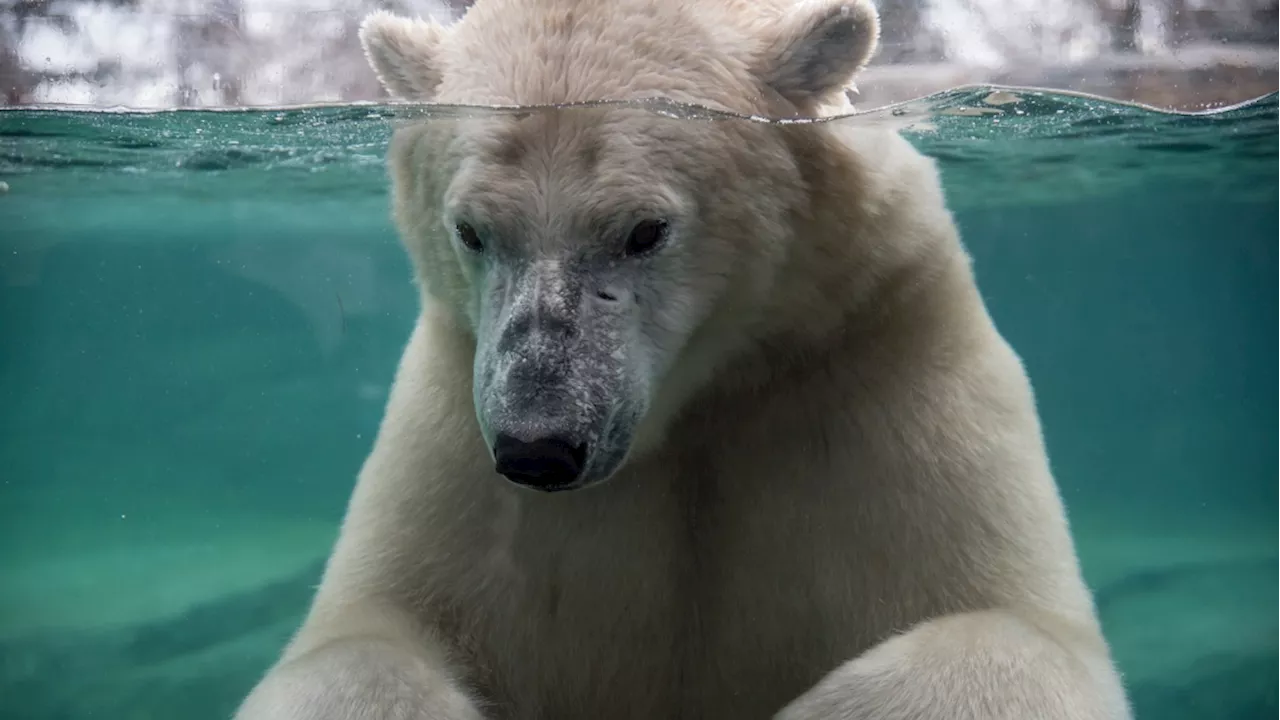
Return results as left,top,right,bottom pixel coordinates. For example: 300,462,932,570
0,88,1276,719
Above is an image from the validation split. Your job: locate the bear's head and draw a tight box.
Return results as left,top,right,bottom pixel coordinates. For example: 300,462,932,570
359,0,881,492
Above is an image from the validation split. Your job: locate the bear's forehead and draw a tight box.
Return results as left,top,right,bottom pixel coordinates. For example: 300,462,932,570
460,110,709,184
445,112,710,239
476,113,607,173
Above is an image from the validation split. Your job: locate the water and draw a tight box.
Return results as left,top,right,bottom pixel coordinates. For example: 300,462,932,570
0,87,1276,719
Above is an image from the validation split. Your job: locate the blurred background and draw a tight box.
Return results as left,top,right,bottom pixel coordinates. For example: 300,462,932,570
1,0,1277,112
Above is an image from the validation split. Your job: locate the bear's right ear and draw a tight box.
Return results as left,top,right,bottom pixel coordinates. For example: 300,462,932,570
753,0,880,109
359,11,447,100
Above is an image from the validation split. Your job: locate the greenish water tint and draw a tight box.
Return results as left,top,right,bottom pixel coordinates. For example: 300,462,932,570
0,87,1276,719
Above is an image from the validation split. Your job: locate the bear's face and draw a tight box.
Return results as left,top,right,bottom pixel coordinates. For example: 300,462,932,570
360,0,880,492
458,113,716,492
434,110,796,491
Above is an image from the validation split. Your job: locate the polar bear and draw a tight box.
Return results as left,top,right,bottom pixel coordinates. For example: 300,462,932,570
236,0,1132,718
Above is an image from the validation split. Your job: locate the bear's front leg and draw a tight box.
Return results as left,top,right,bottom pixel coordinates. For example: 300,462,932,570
775,609,1131,720
237,637,485,720
236,602,486,720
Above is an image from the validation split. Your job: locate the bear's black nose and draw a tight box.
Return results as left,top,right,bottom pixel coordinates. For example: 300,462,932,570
493,433,588,491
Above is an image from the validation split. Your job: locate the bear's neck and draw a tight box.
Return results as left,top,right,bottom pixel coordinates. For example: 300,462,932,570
707,240,976,411
698,125,978,414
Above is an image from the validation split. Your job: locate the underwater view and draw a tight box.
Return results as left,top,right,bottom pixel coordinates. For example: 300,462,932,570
0,86,1276,719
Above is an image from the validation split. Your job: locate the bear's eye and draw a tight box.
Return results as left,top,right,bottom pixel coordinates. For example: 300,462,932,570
455,222,484,253
624,219,669,257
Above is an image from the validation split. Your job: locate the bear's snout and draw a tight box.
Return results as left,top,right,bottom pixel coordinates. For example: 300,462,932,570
492,432,589,492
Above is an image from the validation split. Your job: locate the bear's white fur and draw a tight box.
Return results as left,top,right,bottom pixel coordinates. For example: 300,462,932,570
236,0,1132,718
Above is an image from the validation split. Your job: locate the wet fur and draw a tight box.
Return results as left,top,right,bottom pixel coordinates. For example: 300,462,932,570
236,1,1132,718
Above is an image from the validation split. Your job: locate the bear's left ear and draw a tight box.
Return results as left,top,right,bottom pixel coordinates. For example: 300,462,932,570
359,10,447,100
753,0,880,108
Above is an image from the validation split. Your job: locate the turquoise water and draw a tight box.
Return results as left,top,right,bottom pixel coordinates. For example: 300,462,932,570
0,87,1276,719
